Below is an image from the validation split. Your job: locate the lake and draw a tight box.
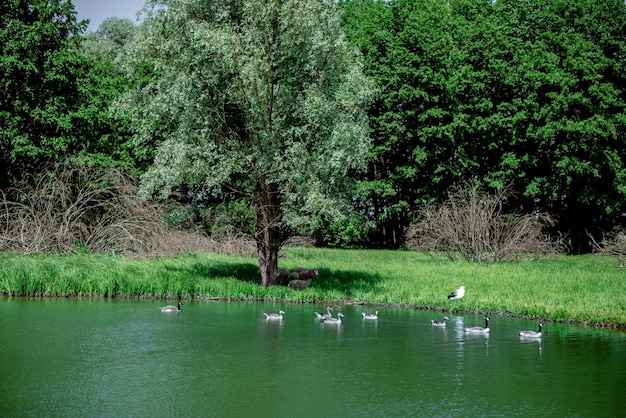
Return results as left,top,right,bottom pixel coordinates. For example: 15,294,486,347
0,299,624,417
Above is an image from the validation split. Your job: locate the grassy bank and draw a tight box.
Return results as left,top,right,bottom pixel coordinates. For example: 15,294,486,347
0,248,624,329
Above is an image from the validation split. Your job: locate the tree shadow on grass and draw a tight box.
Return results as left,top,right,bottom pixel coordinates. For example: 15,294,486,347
163,261,260,283
164,262,385,295
308,268,384,294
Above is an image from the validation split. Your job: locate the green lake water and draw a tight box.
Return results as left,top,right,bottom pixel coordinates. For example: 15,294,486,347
0,299,624,417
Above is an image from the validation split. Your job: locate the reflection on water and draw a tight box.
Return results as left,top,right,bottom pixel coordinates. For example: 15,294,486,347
520,335,543,356
0,299,624,417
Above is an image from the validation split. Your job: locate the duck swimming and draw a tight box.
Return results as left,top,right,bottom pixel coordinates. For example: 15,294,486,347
362,311,378,320
315,306,333,320
431,316,450,327
519,323,543,338
322,312,345,324
464,316,490,334
263,310,285,320
159,302,182,312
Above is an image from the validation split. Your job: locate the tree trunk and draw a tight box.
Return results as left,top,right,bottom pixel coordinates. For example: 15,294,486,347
255,177,286,287
257,239,281,287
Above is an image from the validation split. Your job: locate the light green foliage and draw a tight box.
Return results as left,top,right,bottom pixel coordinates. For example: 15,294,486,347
82,17,138,62
117,0,373,284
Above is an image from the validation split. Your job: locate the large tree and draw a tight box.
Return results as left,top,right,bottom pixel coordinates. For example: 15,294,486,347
0,1,144,188
0,0,87,187
118,0,373,286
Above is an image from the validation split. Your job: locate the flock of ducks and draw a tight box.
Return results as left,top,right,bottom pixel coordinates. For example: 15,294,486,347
264,307,365,324
158,284,543,338
258,309,542,338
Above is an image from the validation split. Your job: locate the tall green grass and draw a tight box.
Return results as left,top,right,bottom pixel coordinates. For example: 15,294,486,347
0,248,623,328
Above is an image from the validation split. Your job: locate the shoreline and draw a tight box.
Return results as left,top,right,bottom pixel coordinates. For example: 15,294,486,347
3,293,625,331
2,249,624,331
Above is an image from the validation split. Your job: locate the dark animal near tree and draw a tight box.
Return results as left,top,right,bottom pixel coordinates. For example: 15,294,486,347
293,268,319,279
288,279,309,290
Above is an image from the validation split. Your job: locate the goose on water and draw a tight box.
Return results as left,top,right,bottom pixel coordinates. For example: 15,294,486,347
464,316,490,334
263,310,285,320
447,285,465,300
431,316,450,327
322,312,345,324
519,323,543,338
315,306,333,320
362,311,378,320
159,302,182,312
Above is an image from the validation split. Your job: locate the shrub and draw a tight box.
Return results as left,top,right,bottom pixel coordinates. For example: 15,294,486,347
405,184,561,262
591,230,626,267
0,159,256,258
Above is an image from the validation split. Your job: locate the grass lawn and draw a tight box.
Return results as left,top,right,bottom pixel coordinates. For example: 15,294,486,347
0,248,624,329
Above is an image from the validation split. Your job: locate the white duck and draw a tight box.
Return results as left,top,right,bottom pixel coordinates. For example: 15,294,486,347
431,316,450,327
519,323,543,338
263,310,285,320
315,306,333,320
322,312,345,324
464,316,490,334
362,311,378,320
448,285,465,300
159,302,182,312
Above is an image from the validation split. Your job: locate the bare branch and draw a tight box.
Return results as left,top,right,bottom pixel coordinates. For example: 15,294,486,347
405,184,562,262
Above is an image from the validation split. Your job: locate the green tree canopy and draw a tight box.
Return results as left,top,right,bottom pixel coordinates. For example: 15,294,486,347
0,1,144,188
340,0,626,252
79,17,148,175
0,0,86,187
118,0,373,285
82,17,138,62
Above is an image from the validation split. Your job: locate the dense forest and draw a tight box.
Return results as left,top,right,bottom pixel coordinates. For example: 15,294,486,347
1,0,625,269
339,0,626,253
